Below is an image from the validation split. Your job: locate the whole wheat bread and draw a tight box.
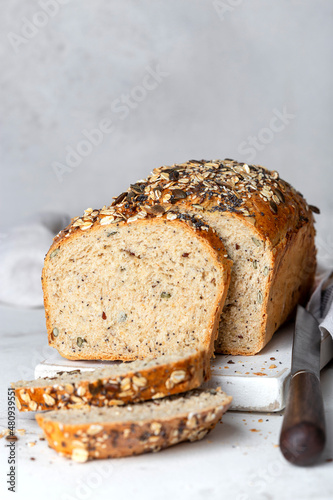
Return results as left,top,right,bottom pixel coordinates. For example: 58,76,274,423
43,215,231,365
43,159,316,357
35,388,232,461
12,349,207,411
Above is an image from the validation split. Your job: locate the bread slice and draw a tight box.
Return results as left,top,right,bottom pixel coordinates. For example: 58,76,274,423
43,215,232,367
12,349,207,412
35,388,232,461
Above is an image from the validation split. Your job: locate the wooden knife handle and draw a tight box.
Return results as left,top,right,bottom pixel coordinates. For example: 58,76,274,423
280,371,326,466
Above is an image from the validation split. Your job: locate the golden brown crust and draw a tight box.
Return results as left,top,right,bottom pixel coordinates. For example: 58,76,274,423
13,350,208,412
35,389,232,461
52,159,316,250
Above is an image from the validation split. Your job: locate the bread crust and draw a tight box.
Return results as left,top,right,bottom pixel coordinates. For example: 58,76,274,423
13,350,208,412
35,389,232,461
52,160,315,251
43,216,232,365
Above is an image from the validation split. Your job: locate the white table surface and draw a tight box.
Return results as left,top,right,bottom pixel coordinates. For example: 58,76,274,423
0,305,332,500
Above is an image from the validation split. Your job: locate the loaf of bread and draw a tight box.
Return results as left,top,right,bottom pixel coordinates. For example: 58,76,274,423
35,388,232,461
43,213,231,365
43,158,316,357
12,350,207,411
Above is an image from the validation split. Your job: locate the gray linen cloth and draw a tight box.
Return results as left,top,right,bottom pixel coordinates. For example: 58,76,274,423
0,213,70,307
307,268,333,339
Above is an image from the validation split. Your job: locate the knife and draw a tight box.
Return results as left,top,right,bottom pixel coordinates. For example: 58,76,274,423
279,304,326,466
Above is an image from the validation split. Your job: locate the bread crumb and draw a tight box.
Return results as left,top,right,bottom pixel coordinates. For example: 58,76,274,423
269,364,277,369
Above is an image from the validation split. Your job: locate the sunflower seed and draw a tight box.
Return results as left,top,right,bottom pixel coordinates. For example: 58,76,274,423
309,205,320,214
269,200,278,214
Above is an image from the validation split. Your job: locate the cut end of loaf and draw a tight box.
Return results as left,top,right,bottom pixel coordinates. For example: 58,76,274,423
43,217,231,364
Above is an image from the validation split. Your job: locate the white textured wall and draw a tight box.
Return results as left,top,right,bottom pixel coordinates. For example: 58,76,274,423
1,0,332,248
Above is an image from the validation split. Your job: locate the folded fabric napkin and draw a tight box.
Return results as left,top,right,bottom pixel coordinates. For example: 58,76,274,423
0,213,70,308
307,268,333,340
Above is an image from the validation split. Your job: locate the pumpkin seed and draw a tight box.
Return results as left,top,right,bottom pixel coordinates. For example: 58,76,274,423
53,327,59,337
171,189,187,200
118,312,127,322
107,231,118,237
263,266,269,276
161,292,171,299
50,248,60,259
252,261,258,269
76,337,86,348
257,291,263,304
252,237,262,247
146,204,166,215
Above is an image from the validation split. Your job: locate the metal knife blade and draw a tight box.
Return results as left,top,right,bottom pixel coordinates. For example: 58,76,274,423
280,304,326,466
291,305,321,377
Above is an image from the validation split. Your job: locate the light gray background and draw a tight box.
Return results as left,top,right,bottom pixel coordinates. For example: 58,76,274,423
1,0,332,243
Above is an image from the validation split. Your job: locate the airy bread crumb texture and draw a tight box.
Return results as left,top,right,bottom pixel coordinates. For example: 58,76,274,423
44,218,230,362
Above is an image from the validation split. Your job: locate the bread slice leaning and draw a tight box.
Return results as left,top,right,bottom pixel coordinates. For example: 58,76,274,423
43,215,232,369
35,388,232,461
12,349,207,412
